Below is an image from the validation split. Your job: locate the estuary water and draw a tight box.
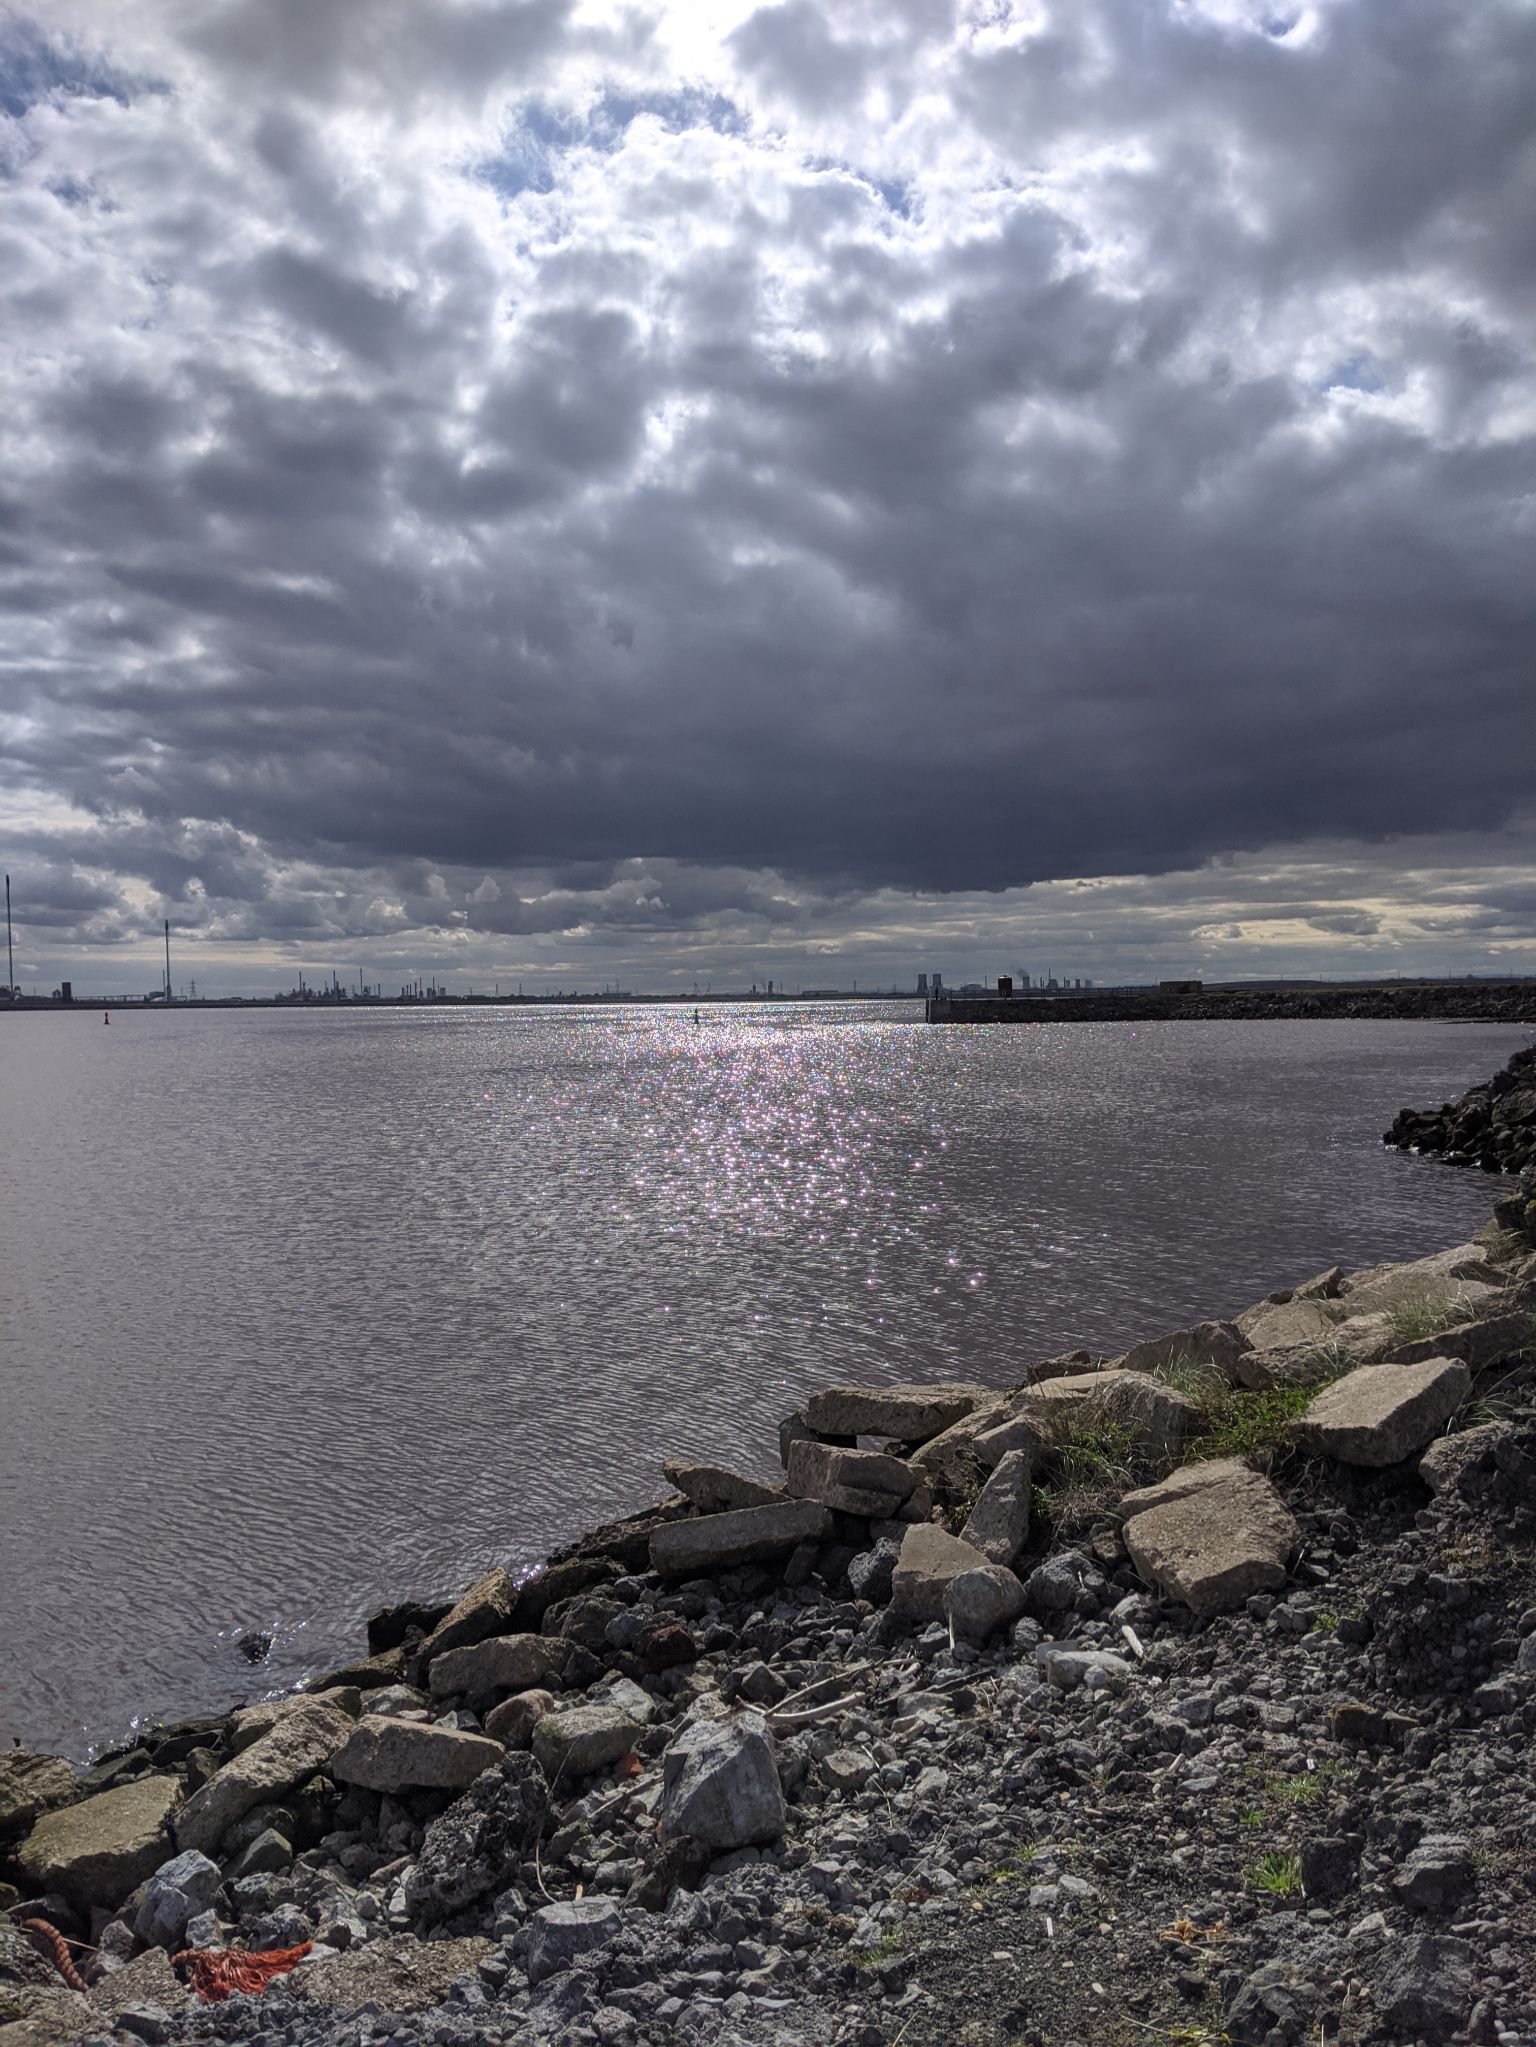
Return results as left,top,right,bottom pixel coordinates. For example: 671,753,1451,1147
1,1003,1528,1757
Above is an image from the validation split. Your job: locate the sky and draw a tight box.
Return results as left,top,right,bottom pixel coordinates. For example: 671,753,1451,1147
1,0,1533,997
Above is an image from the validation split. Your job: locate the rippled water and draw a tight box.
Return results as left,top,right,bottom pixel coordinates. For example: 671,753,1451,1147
1,1004,1527,1756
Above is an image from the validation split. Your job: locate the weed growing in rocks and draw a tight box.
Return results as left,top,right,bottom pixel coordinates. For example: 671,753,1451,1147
1244,1849,1303,1898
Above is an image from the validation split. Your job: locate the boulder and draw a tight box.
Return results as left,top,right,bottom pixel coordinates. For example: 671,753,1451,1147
649,1498,832,1577
1373,1934,1475,2043
969,1413,1046,1468
330,1715,504,1794
229,1688,361,1752
19,1774,182,1912
427,1633,566,1701
660,1713,785,1850
943,1564,1026,1643
1235,1296,1341,1350
1122,1460,1297,1617
1298,1357,1470,1467
1391,1835,1473,1914
176,1697,354,1856
511,1556,622,1627
1382,1309,1534,1373
846,1538,901,1604
0,1752,78,1839
660,1460,783,1512
908,1403,1007,1494
525,1899,622,1986
785,1439,915,1517
484,1688,557,1749
403,1754,547,1922
801,1382,990,1443
415,1567,522,1671
1115,1319,1249,1382
1418,1421,1518,1499
134,1850,222,1949
889,1524,988,1623
960,1446,1033,1565
532,1704,641,1781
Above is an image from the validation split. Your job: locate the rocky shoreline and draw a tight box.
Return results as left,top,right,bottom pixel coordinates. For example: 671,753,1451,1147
6,1139,1536,2047
929,983,1536,1025
1386,1045,1536,1217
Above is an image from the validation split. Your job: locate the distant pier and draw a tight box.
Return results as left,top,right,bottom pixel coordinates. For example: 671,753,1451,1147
926,981,1536,1024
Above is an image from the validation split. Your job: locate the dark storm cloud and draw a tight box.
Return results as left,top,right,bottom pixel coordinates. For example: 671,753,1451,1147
1,0,1533,980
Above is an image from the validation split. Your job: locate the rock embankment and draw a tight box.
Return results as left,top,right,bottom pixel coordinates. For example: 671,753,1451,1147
5,1231,1536,2047
1387,1045,1536,1238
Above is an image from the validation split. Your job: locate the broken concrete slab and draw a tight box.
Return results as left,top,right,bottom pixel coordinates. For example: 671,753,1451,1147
959,1447,1033,1565
1114,1319,1249,1383
19,1773,182,1912
415,1567,523,1672
176,1696,355,1856
532,1703,641,1781
784,1439,915,1517
649,1497,832,1577
801,1382,991,1443
889,1523,988,1623
426,1633,567,1701
1298,1356,1471,1467
1122,1462,1297,1617
660,1460,783,1512
330,1715,504,1793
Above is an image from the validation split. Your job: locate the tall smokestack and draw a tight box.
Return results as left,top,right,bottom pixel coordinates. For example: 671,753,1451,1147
164,918,172,1002
5,874,13,999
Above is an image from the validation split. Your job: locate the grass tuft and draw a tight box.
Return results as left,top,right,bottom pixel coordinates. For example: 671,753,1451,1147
1245,1849,1303,1898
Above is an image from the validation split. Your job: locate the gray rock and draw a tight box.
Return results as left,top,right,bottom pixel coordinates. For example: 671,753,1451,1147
1115,1318,1249,1382
223,1827,292,1881
661,1460,783,1512
1121,1459,1297,1616
785,1439,916,1517
1418,1420,1519,1498
660,1713,785,1850
1225,1958,1321,2046
1392,1835,1474,1914
846,1538,901,1604
0,1750,80,1837
404,1754,547,1922
801,1382,990,1443
943,1564,1026,1643
1021,1550,1105,1617
1373,1934,1475,2043
960,1448,1033,1565
1298,1356,1471,1467
526,1899,623,1985
1383,1308,1535,1373
18,1774,183,1912
649,1498,833,1576
1300,1835,1361,1902
889,1524,989,1623
227,1687,362,1752
134,1849,222,1949
426,1633,566,1701
1037,1646,1133,1693
330,1714,505,1793
416,1566,523,1672
532,1703,642,1780
177,1696,354,1856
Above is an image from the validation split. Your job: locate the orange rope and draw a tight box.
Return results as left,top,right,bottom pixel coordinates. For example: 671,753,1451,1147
20,1918,89,1995
170,1942,313,2002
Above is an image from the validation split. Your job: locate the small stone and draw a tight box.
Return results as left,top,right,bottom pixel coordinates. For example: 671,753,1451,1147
1300,1835,1361,1902
1374,1933,1476,2043
484,1687,556,1748
1392,1836,1474,1914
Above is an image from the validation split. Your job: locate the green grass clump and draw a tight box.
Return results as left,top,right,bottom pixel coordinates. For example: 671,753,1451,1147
850,1932,902,1968
1245,1849,1303,1898
1031,1413,1139,1530
1182,1382,1315,1465
1384,1291,1478,1344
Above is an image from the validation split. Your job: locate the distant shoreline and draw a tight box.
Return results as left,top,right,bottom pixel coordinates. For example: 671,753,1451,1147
5,978,1536,1019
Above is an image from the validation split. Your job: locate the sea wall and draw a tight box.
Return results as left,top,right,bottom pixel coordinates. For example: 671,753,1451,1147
929,982,1536,1025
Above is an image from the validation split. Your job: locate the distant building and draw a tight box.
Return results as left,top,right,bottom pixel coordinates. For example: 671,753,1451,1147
917,972,928,995
931,971,944,995
997,976,1013,996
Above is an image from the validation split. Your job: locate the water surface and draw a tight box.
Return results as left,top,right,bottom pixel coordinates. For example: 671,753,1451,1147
1,1004,1526,1756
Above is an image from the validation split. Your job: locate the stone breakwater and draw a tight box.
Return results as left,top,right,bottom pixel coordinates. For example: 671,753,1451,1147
1386,1044,1536,1238
929,982,1536,1025
5,1225,1536,2046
